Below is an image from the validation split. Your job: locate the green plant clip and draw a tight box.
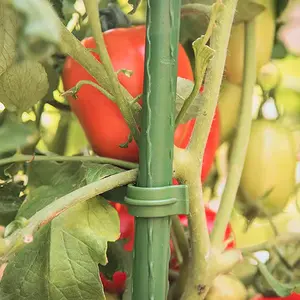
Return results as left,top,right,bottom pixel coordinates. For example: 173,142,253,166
124,184,189,218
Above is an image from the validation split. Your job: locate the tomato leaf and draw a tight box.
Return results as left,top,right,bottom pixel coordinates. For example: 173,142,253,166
17,161,124,217
0,61,49,114
180,0,266,44
176,78,201,123
0,118,38,155
0,4,18,77
257,261,300,297
0,162,124,299
0,182,24,226
180,3,211,44
127,0,142,14
8,0,61,61
234,0,266,24
0,196,118,300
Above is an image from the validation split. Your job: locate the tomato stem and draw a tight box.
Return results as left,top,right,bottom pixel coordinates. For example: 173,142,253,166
83,0,140,144
174,1,239,299
210,20,257,248
62,79,116,102
0,154,138,169
0,169,138,263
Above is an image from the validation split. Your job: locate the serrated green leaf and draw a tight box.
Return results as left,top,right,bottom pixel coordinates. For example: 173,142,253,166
17,161,124,218
128,0,142,14
235,0,266,24
0,4,18,77
0,60,49,114
0,197,119,299
0,182,24,226
0,161,124,300
10,0,61,61
0,118,38,155
175,78,203,123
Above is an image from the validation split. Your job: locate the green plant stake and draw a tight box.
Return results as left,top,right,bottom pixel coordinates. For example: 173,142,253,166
124,0,189,299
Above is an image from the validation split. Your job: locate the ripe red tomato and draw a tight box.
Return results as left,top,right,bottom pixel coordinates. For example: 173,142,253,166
170,206,235,270
100,271,127,295
62,25,219,181
251,293,300,300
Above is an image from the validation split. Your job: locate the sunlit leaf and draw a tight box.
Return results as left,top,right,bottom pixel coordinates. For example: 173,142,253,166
0,4,18,77
0,60,49,114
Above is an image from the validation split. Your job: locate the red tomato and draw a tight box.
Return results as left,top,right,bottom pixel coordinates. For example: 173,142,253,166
100,271,126,295
251,294,300,300
109,202,134,252
169,206,235,270
62,25,219,181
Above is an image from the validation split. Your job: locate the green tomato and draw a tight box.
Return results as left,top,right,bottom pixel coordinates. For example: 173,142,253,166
206,275,247,300
274,56,300,115
240,119,297,217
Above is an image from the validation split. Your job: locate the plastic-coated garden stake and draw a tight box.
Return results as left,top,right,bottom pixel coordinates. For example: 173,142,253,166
130,0,182,299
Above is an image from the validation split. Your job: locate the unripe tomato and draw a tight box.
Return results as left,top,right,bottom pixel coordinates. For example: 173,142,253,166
251,293,300,300
225,0,275,85
62,25,219,181
206,275,247,300
240,119,296,217
218,80,242,142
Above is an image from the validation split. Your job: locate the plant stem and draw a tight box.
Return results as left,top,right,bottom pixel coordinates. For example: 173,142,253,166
0,169,138,262
210,20,256,248
83,0,140,144
0,154,138,169
176,1,238,299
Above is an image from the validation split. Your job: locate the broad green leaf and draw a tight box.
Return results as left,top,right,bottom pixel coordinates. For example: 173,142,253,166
128,0,142,14
0,60,49,114
179,0,266,44
175,78,203,123
10,0,61,61
0,4,18,77
0,162,124,300
0,118,38,155
18,161,124,217
180,3,211,44
0,197,119,300
0,182,24,226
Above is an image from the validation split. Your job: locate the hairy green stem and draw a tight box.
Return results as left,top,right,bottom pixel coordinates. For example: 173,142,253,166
178,1,238,299
0,169,138,262
0,154,138,169
210,20,256,248
83,0,140,143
